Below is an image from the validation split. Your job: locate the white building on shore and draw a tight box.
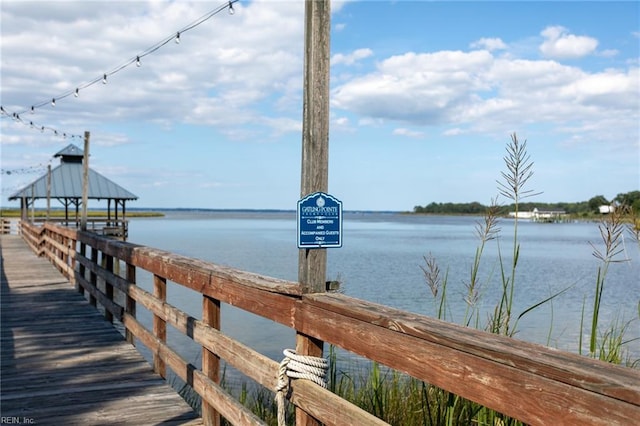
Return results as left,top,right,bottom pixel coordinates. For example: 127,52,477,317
508,208,569,222
598,205,615,214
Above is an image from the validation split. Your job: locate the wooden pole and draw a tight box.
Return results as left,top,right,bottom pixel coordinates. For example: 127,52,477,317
30,184,35,222
46,164,51,221
296,1,330,425
81,131,90,231
299,0,331,295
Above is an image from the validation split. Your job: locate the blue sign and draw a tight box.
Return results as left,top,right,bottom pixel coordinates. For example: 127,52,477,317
297,192,342,248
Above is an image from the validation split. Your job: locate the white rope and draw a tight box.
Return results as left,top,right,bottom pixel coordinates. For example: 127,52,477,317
275,348,329,426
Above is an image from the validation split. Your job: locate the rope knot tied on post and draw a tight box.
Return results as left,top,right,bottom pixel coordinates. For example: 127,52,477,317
275,348,329,426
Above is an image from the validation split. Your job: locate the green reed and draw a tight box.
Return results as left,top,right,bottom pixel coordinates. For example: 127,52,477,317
579,204,640,362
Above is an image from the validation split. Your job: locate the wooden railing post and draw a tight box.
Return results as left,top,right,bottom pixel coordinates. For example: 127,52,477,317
125,262,136,345
61,233,68,272
104,253,114,323
51,228,57,262
89,248,98,307
202,295,221,426
39,226,47,258
153,274,167,378
69,235,77,285
78,242,86,296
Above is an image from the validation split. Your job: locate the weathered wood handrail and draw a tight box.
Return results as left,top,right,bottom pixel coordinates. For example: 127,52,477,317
18,221,640,426
30,217,129,238
1,218,12,234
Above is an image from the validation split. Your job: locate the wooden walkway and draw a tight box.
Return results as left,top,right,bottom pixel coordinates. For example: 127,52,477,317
1,235,202,425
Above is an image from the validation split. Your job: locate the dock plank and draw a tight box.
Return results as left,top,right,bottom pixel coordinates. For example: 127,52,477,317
1,235,202,425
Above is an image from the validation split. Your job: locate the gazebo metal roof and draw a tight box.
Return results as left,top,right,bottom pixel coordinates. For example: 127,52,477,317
8,144,138,201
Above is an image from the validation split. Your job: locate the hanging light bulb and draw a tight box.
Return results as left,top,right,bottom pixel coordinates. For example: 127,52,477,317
175,32,181,44
51,98,56,107
74,88,79,98
229,1,235,15
102,73,107,84
136,56,141,67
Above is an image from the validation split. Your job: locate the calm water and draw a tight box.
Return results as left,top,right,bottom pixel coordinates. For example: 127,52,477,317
124,210,640,374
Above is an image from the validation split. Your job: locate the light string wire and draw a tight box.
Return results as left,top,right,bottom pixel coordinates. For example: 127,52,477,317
1,164,48,176
0,0,238,139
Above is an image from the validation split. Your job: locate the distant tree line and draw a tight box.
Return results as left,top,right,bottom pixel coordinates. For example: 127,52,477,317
413,191,640,216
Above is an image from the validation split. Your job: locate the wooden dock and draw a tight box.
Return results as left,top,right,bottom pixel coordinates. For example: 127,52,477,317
0,235,202,425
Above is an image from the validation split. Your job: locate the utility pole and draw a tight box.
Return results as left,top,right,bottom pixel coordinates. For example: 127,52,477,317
81,131,90,231
296,1,330,425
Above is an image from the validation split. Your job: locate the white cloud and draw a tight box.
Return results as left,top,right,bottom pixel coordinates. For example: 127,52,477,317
598,49,619,58
332,48,373,66
332,50,494,125
470,37,507,52
539,26,598,59
332,47,638,147
393,128,424,138
1,1,637,171
0,0,306,137
443,128,464,136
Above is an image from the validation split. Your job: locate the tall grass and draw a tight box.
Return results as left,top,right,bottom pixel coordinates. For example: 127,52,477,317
579,204,640,363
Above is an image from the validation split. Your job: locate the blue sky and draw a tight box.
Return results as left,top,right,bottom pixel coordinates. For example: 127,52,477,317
1,0,638,211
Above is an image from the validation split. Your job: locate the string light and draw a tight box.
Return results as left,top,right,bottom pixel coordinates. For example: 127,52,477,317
1,164,48,176
0,107,83,139
0,0,239,140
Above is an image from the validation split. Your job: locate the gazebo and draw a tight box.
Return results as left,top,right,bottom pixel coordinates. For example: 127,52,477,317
8,144,138,236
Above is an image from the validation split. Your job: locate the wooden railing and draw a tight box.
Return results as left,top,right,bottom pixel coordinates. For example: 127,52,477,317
1,218,12,234
28,217,129,239
18,221,640,425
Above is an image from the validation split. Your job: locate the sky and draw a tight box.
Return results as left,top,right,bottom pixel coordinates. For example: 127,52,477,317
1,0,639,211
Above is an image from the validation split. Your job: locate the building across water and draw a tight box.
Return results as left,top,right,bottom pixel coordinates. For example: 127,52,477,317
508,208,570,223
